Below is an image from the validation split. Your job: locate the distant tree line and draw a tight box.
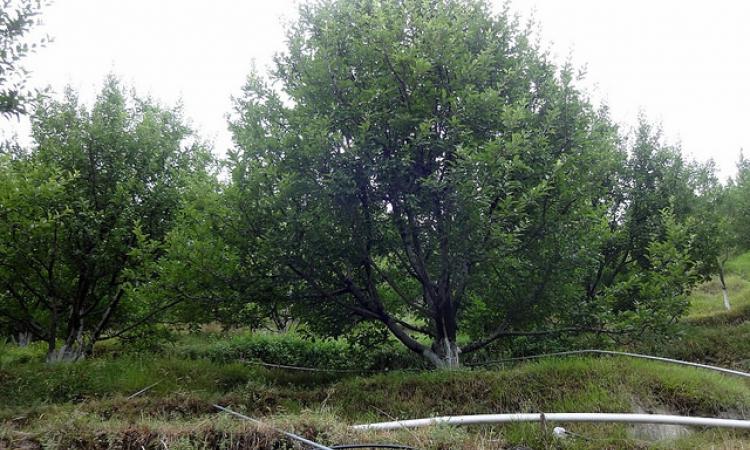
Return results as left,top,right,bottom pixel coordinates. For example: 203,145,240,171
1,0,748,366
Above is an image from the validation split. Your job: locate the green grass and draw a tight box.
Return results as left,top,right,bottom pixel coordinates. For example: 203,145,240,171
0,357,260,408
726,251,750,279
656,250,750,372
0,340,47,368
5,251,750,449
2,353,750,449
335,358,750,421
660,318,750,372
687,251,750,319
686,273,750,318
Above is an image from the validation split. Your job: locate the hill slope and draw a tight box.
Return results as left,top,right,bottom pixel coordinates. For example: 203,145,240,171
3,254,750,449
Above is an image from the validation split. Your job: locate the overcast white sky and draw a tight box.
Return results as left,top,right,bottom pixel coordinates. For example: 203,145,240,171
3,0,749,179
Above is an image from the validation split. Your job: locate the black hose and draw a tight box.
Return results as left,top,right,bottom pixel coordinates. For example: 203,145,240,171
331,445,418,449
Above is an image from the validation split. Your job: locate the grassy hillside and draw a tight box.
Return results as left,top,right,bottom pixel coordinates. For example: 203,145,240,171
687,252,750,318
3,254,750,449
655,251,750,372
1,355,749,449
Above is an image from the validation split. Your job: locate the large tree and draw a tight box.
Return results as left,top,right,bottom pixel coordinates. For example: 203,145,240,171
229,0,702,367
0,78,209,360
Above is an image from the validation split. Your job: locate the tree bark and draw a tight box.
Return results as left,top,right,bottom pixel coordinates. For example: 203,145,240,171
718,257,731,311
429,337,461,369
14,331,32,347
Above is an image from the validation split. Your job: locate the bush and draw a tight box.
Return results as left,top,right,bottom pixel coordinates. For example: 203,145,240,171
172,331,424,371
0,340,46,368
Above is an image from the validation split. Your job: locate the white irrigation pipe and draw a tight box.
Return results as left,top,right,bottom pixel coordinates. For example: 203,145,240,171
234,349,749,378
472,349,750,378
126,381,161,400
352,413,750,431
587,350,750,378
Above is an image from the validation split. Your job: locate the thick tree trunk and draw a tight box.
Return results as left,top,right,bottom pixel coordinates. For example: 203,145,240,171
46,336,56,357
47,318,86,363
423,338,461,369
47,326,93,362
379,311,462,369
424,303,461,368
46,344,86,363
14,331,32,347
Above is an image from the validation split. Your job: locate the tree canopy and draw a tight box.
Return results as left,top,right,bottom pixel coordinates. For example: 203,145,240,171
226,0,711,367
0,78,209,359
0,0,47,118
0,0,738,367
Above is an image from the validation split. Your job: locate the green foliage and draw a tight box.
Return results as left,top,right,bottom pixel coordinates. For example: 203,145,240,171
0,0,48,117
0,339,46,367
335,358,750,420
598,210,698,338
645,250,750,371
4,350,750,449
139,167,295,331
687,251,750,318
172,331,424,371
225,0,715,366
661,318,750,371
727,156,750,251
0,356,259,408
0,0,729,369
0,77,211,358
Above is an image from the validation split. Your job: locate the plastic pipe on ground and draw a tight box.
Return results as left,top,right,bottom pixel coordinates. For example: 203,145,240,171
351,413,750,431
561,350,750,378
473,350,750,378
214,405,334,450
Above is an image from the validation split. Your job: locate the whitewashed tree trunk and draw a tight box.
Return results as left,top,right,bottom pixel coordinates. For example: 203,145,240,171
722,287,731,311
423,338,461,369
718,258,731,311
13,331,32,347
46,345,86,363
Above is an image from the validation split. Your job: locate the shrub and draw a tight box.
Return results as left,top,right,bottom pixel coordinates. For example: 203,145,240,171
0,340,46,367
172,331,424,371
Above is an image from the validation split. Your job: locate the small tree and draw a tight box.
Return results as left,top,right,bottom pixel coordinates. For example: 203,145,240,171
0,78,209,360
132,171,289,332
728,153,750,251
586,120,721,317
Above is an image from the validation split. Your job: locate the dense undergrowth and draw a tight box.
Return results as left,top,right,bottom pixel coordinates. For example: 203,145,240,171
3,253,750,449
170,331,427,371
